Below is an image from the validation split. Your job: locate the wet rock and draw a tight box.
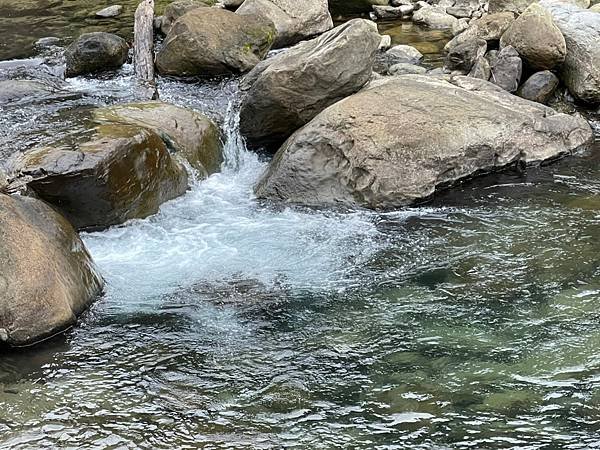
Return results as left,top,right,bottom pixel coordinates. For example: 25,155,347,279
35,36,61,48
591,3,600,11
0,79,80,105
0,193,104,348
500,3,566,70
388,63,428,75
160,0,214,35
491,45,522,92
13,122,189,231
540,0,600,104
64,32,129,77
413,6,459,29
156,8,276,77
256,75,593,208
236,0,333,48
445,38,487,72
95,5,123,18
95,101,223,177
239,19,380,151
517,70,560,104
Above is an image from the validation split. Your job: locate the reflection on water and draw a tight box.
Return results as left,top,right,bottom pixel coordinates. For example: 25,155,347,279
1,4,600,448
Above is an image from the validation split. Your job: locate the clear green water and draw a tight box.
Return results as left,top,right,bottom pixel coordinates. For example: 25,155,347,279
1,3,600,449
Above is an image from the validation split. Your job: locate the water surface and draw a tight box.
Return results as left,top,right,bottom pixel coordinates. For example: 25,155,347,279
1,6,600,449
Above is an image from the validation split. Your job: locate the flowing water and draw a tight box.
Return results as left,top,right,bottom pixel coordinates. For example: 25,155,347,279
2,4,600,450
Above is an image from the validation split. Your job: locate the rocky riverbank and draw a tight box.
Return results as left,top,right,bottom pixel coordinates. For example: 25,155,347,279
1,0,598,347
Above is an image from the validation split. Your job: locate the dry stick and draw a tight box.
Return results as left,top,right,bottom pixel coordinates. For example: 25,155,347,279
134,0,157,99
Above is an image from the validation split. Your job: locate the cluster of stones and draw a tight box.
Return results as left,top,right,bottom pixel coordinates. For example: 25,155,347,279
1,0,598,349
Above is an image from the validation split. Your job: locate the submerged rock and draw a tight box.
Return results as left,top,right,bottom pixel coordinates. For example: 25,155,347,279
236,0,332,48
0,193,104,348
95,102,223,177
239,19,380,151
64,32,129,77
13,121,189,231
256,75,593,209
540,0,600,104
0,79,80,105
156,8,276,77
500,3,566,70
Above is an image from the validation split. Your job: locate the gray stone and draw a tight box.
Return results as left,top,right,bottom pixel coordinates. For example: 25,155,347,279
491,45,522,92
386,44,424,64
489,0,534,14
445,12,515,51
239,19,380,150
256,75,593,208
413,6,459,28
445,38,486,72
468,56,491,79
517,70,560,104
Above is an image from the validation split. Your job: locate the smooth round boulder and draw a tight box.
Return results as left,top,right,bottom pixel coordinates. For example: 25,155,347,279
0,193,104,348
95,101,223,177
236,0,333,48
239,19,381,151
64,32,129,77
517,70,560,104
13,122,189,231
256,75,593,208
500,3,566,70
156,8,276,77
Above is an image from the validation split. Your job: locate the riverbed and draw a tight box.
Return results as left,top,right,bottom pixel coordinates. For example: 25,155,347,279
1,3,600,449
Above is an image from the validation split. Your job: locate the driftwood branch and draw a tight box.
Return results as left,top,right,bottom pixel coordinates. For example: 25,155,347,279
134,0,157,99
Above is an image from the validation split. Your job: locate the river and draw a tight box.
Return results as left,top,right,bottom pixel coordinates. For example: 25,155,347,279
1,3,600,449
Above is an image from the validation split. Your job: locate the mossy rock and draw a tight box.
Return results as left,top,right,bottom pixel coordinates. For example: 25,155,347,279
95,101,223,177
14,122,188,231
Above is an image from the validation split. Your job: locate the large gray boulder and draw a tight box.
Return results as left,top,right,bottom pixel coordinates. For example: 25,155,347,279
540,0,600,104
156,8,276,76
0,193,104,348
64,32,128,77
236,0,332,48
500,3,566,70
256,75,592,208
239,19,381,151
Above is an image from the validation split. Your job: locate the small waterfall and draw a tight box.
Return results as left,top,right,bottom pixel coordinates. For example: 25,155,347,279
221,99,246,172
